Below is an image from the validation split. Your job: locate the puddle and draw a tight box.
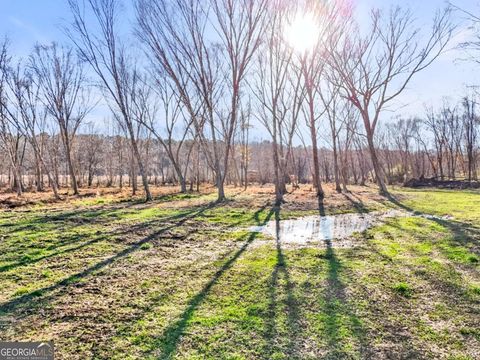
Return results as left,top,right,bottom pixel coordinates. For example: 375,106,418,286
416,213,454,221
250,210,406,247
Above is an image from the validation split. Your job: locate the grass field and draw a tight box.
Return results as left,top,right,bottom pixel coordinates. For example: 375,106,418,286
0,185,479,359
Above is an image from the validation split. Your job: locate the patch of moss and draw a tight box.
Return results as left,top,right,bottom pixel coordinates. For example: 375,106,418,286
392,282,413,297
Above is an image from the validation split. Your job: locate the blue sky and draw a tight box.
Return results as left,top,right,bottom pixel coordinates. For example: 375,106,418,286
1,0,479,140
1,0,70,55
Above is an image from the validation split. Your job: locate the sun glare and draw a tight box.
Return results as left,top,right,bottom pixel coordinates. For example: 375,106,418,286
285,13,320,53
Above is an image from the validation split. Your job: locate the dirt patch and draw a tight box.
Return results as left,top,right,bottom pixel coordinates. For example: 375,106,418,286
0,185,194,209
281,184,387,213
0,183,386,213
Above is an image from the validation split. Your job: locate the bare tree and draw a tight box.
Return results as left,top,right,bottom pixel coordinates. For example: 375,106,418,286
425,106,446,179
280,0,350,200
442,102,463,179
0,40,24,196
329,6,454,195
251,0,304,204
80,124,103,187
462,94,478,180
137,0,267,201
7,60,61,198
210,0,268,200
319,80,343,192
387,117,420,182
134,72,194,193
67,0,153,201
337,102,359,192
238,102,252,190
29,43,90,195
136,0,220,199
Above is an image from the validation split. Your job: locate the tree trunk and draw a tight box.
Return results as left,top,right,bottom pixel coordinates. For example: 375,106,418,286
34,151,43,191
40,158,60,200
179,175,187,193
88,166,94,187
366,131,389,195
216,171,225,201
64,139,79,195
13,167,23,197
310,124,324,199
332,137,341,193
271,117,284,205
172,162,187,193
307,89,324,199
132,142,152,201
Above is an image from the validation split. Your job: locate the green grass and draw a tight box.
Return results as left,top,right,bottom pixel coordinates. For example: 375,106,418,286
0,187,479,359
392,282,414,297
393,187,480,222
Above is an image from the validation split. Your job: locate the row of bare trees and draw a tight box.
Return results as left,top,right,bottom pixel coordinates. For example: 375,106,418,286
0,40,92,198
1,0,477,203
0,108,478,196
379,96,479,183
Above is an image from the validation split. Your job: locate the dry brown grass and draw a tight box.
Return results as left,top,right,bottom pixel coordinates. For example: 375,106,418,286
0,183,386,210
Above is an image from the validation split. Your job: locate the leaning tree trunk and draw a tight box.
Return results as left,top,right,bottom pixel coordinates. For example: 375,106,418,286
366,131,389,196
310,123,324,199
174,163,187,193
41,158,60,200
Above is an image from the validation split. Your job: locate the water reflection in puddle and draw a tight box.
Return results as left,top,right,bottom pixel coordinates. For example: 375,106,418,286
250,210,406,246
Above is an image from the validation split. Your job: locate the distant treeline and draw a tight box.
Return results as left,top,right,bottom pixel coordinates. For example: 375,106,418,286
1,103,478,194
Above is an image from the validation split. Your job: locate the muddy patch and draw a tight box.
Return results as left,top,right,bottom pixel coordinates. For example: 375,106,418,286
249,209,455,248
250,210,407,248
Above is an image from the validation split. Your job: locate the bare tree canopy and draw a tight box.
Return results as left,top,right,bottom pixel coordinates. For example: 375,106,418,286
328,6,455,195
1,1,475,202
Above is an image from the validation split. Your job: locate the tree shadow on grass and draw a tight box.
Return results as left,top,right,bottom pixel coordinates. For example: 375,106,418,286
321,240,373,359
263,206,302,358
0,201,218,324
266,202,372,358
0,233,108,273
2,191,210,234
0,203,143,233
318,234,430,358
317,202,372,358
342,193,369,214
319,197,326,216
345,194,480,357
355,221,478,358
371,215,479,303
387,194,480,255
0,202,212,275
154,204,276,359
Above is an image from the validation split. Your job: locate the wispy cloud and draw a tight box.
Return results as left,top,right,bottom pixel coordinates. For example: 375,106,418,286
8,16,50,44
437,25,476,61
451,25,476,47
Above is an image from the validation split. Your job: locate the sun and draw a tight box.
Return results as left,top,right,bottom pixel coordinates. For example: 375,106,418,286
285,12,320,53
